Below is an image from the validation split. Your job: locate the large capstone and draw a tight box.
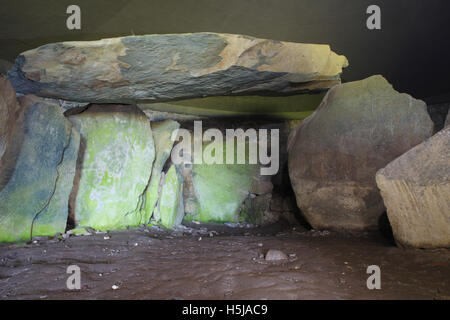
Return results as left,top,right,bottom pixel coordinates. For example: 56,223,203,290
68,104,155,231
8,33,348,104
376,127,450,248
0,93,78,242
142,120,180,224
288,75,434,231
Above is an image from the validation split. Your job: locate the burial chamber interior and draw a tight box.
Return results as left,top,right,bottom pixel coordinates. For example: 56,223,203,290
0,28,448,300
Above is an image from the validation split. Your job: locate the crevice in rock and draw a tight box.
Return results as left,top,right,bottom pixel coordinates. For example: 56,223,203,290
30,126,73,240
66,134,86,232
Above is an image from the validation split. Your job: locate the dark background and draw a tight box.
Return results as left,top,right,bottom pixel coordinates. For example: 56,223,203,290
1,0,449,103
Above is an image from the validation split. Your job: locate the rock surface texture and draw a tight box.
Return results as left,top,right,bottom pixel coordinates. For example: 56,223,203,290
68,104,155,231
155,165,184,229
8,33,348,104
288,75,434,231
376,127,450,248
143,120,180,223
0,93,78,242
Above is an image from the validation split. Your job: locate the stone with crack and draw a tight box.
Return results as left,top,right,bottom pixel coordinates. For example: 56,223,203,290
142,119,180,223
0,90,78,242
154,165,184,229
68,104,155,231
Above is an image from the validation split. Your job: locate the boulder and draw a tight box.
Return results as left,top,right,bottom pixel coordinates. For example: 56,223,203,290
68,104,155,230
0,93,78,242
376,127,450,248
288,75,434,231
8,33,348,104
265,249,288,261
155,165,184,229
142,120,180,223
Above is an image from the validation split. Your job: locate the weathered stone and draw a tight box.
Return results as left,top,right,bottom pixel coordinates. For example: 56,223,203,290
8,33,348,104
250,173,273,195
142,120,180,223
265,249,288,261
270,195,284,212
288,75,434,231
0,95,77,242
376,127,450,248
32,126,80,237
191,141,259,223
155,165,184,229
240,194,276,225
68,104,155,231
0,76,23,185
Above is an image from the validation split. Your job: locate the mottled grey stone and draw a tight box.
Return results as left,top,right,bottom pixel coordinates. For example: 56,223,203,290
288,75,434,231
8,33,348,104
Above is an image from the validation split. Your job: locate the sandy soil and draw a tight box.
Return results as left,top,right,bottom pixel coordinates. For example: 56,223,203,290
0,222,449,300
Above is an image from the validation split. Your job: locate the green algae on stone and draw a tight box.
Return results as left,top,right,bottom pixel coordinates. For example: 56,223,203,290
139,93,325,120
192,141,259,223
0,95,75,242
32,127,81,237
68,104,155,231
156,165,184,228
142,120,180,223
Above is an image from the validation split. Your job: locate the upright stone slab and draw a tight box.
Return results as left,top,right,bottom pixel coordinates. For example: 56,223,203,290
376,127,450,248
191,141,259,223
142,120,180,223
156,165,184,229
8,33,348,103
0,94,77,242
69,104,155,230
32,127,80,237
288,75,434,231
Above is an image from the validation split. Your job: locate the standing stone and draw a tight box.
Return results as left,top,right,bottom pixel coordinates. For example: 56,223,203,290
68,104,155,231
0,94,78,242
8,33,348,104
142,120,180,223
288,75,434,231
191,141,259,223
155,165,184,229
376,127,450,248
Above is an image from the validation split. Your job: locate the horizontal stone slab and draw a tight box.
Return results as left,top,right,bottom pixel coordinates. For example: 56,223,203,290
7,33,348,104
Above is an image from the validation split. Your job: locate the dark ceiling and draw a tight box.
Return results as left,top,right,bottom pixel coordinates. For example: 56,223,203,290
1,0,449,103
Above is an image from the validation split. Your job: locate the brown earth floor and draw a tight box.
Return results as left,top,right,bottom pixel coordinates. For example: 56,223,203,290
0,223,449,300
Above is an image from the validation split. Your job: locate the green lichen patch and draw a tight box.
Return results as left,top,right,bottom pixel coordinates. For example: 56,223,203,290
156,165,184,229
69,105,155,231
142,120,180,223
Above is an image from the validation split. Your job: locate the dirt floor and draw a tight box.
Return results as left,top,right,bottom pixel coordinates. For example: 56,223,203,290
0,222,449,300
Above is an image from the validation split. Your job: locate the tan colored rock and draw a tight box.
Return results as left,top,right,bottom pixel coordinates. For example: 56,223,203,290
8,33,348,104
376,127,450,248
288,75,434,231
